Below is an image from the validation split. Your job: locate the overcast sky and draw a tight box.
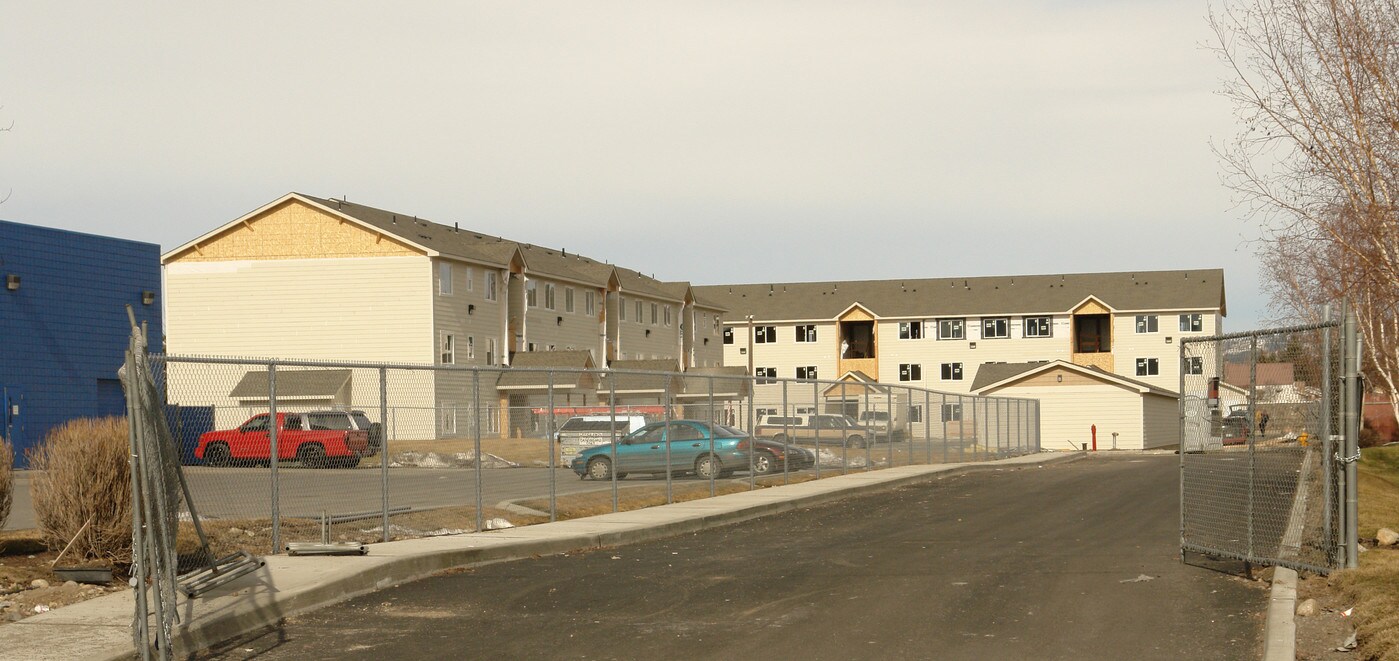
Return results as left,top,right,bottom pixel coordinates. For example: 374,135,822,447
0,2,1265,327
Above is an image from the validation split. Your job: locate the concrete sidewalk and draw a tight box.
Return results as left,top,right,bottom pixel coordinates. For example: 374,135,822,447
0,452,1081,661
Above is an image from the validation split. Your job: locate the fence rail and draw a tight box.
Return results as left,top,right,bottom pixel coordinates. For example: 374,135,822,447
144,354,1040,557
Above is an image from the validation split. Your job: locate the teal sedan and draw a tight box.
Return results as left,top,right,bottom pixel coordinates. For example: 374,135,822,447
570,420,752,480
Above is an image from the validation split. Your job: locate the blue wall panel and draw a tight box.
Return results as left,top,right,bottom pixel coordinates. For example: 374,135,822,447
0,220,162,467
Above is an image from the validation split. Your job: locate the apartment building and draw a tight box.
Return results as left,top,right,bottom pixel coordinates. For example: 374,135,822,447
162,192,725,436
695,270,1225,449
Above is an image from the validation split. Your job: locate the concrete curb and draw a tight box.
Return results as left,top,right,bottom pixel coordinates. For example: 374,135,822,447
1263,567,1298,661
0,451,1084,661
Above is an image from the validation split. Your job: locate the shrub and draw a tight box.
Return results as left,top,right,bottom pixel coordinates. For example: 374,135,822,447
0,435,12,530
28,417,132,565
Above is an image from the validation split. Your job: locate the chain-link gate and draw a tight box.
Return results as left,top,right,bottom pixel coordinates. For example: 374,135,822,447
1179,310,1362,574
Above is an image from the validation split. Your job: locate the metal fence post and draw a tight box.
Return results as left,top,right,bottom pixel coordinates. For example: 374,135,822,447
472,369,483,532
609,369,618,513
1321,306,1335,562
665,378,674,503
814,380,822,479
268,362,280,553
1247,335,1257,563
1343,307,1361,568
547,371,557,521
379,367,390,543
781,380,790,484
708,375,718,496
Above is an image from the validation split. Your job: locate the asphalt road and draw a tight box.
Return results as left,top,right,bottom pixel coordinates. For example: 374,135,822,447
198,456,1266,661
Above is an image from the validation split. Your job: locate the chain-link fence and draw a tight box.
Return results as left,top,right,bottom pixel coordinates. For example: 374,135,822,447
1179,312,1360,574
144,353,1040,558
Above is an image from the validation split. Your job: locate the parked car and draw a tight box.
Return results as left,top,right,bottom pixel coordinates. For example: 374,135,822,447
195,412,370,468
754,414,871,448
305,410,383,456
570,420,752,480
553,414,649,443
750,438,816,475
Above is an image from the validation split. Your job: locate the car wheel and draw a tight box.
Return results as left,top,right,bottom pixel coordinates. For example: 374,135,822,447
587,457,613,480
753,450,776,475
203,443,231,467
297,443,328,469
695,454,722,480
847,435,865,449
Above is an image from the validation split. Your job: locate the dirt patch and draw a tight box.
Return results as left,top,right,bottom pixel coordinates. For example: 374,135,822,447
0,530,128,624
362,437,556,468
1294,571,1360,660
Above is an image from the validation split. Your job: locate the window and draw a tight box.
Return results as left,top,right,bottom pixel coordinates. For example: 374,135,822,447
1136,357,1160,376
619,297,626,320
1135,315,1158,333
526,280,538,307
723,327,734,344
650,303,658,325
486,338,497,366
636,300,643,322
941,362,964,381
941,403,963,422
466,267,474,292
664,305,672,327
485,272,497,301
438,263,452,295
909,405,923,423
440,333,455,364
466,336,475,360
899,363,923,381
1024,316,1051,338
1183,356,1203,375
755,326,777,343
899,321,924,340
545,283,556,310
756,367,777,384
797,366,818,380
795,324,817,342
982,317,1009,339
565,287,574,313
584,291,596,316
713,316,721,335
1180,313,1203,332
938,318,965,340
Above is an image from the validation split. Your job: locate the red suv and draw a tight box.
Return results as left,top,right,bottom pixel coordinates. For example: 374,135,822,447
195,412,371,468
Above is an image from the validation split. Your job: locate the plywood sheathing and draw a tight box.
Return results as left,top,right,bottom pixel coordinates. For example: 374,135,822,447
169,200,420,262
1071,352,1115,372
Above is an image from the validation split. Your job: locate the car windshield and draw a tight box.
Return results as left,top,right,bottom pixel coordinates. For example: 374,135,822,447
307,413,354,431
351,412,373,429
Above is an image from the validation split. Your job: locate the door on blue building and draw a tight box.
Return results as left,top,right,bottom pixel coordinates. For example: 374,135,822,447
2,386,24,458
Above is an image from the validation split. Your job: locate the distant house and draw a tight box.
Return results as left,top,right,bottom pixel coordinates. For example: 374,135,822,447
0,220,162,465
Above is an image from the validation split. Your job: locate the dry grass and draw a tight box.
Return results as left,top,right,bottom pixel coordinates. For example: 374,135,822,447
27,417,132,566
0,436,12,530
362,437,557,467
516,472,822,520
1336,446,1399,661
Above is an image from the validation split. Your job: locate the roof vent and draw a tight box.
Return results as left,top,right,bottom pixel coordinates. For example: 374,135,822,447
391,215,397,224
454,222,459,232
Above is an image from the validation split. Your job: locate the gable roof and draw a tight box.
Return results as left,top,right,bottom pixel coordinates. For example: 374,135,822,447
496,351,597,390
677,366,751,399
167,192,723,311
229,368,352,399
970,360,1177,397
600,359,681,393
693,269,1225,322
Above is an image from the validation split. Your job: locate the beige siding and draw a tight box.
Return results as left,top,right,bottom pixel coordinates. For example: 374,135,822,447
1141,393,1180,449
164,256,437,437
876,316,1075,392
615,294,684,361
433,258,506,367
991,384,1145,451
1110,310,1219,393
521,277,604,357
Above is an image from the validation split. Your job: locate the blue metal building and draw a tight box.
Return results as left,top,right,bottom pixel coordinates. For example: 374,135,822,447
1,220,162,466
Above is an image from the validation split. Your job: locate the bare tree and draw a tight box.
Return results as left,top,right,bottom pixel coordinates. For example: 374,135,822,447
1212,0,1399,422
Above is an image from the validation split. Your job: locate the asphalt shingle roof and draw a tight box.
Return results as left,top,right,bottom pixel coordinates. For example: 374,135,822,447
229,369,353,399
693,269,1225,322
495,351,596,389
298,194,719,308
